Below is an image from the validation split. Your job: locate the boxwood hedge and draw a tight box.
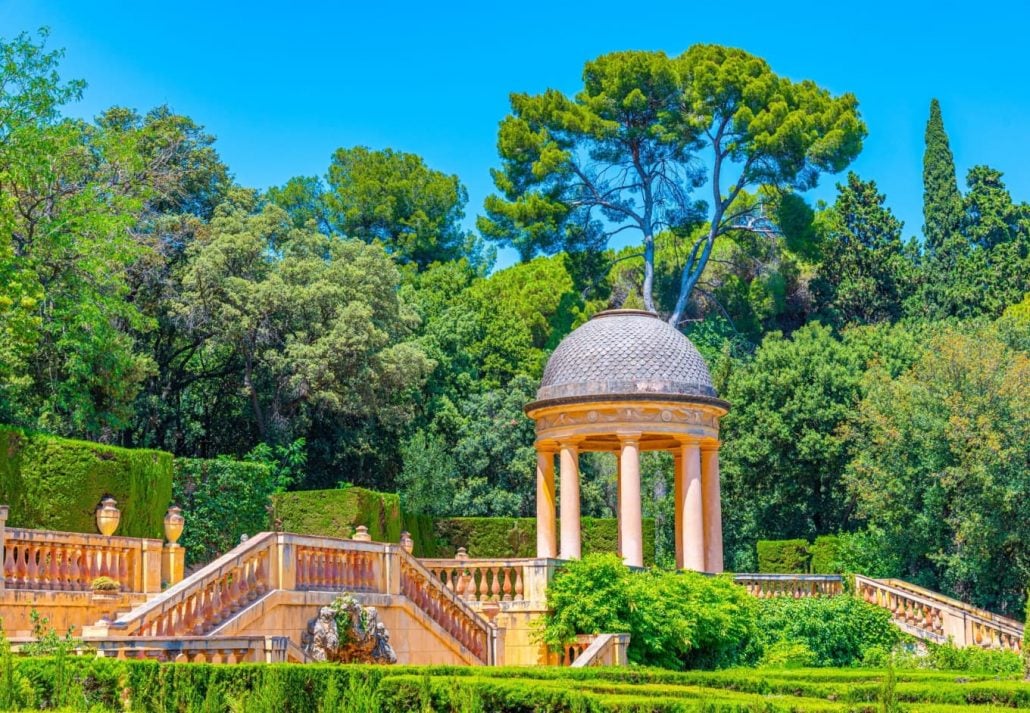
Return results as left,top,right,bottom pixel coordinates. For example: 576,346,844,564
0,426,172,539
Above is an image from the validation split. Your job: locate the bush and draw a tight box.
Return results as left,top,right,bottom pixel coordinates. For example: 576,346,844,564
173,457,277,566
756,539,810,573
0,426,172,538
542,553,760,669
755,595,901,667
808,535,841,574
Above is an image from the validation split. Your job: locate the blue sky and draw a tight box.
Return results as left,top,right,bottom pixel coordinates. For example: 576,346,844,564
2,1,1028,268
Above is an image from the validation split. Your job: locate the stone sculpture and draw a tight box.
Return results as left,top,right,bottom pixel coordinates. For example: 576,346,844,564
304,595,396,664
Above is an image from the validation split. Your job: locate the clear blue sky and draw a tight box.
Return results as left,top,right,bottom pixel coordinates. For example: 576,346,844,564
3,1,1028,267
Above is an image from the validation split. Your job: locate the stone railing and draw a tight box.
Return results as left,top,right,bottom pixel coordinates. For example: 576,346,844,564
570,633,630,667
111,531,277,637
733,573,844,598
855,576,1023,652
11,635,294,663
101,532,494,664
2,526,164,594
399,554,493,664
421,558,531,602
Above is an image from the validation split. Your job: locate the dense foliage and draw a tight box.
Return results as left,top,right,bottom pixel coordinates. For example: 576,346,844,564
0,31,1026,614
542,554,761,669
172,457,276,565
754,596,901,668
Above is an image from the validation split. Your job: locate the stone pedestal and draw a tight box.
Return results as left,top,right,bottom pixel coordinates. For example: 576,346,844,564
161,543,185,588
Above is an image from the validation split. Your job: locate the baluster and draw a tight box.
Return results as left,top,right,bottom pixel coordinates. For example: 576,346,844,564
254,551,268,594
246,557,259,601
44,544,57,588
2,541,14,588
25,543,39,588
118,548,129,590
209,578,225,626
514,566,524,601
501,567,512,602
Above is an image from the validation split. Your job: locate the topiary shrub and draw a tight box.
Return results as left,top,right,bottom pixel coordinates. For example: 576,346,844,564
0,426,172,538
173,457,276,566
273,487,412,550
756,539,810,573
808,535,842,574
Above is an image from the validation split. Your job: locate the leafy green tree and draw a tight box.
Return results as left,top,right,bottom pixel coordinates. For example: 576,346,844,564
326,146,477,269
845,324,1030,615
173,193,432,485
719,324,865,566
812,173,914,326
481,47,864,322
0,30,154,437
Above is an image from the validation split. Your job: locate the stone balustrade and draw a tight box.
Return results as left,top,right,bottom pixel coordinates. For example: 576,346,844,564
422,558,531,603
855,575,1023,652
111,532,276,637
399,555,493,663
11,635,295,663
2,526,164,594
732,573,844,598
295,542,381,592
569,633,630,667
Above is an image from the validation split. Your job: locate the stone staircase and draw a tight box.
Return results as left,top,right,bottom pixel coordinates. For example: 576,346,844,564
86,531,497,665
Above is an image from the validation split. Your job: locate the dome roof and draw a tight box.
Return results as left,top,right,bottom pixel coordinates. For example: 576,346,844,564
532,309,720,406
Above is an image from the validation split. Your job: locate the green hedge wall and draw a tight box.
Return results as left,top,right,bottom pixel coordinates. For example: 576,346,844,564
273,487,406,548
809,535,842,574
271,488,653,563
433,517,656,565
173,457,276,566
0,426,172,538
756,538,811,573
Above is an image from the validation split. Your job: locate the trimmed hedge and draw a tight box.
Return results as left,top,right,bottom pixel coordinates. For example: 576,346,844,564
0,426,172,539
809,535,841,574
273,486,407,549
756,538,810,573
4,659,1030,713
272,488,654,563
173,457,276,566
433,517,656,565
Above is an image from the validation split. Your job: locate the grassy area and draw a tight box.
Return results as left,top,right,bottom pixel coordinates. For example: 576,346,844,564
3,658,1029,711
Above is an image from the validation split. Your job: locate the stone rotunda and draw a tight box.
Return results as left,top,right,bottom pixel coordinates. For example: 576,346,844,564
525,309,729,572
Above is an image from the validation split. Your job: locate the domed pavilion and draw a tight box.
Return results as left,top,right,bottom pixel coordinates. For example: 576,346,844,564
525,309,729,572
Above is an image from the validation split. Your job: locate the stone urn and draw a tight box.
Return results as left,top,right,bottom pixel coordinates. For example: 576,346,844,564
164,505,185,545
352,525,371,542
400,531,414,554
95,497,121,536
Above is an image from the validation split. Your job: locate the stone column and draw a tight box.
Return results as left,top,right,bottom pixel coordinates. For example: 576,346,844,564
701,444,724,573
559,442,581,560
680,442,705,571
618,435,643,568
536,448,557,558
615,451,622,557
673,451,683,570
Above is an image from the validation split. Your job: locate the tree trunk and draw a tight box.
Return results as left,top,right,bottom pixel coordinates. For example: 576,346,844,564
642,233,656,312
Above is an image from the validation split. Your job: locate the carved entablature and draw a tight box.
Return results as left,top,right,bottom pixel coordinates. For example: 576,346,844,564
529,400,723,451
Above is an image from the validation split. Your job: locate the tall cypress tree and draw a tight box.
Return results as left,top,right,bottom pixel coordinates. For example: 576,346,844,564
922,99,964,257
920,99,968,317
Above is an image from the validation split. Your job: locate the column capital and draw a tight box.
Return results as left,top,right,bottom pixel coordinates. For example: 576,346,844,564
617,431,642,445
700,440,722,453
558,439,581,451
536,443,558,455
